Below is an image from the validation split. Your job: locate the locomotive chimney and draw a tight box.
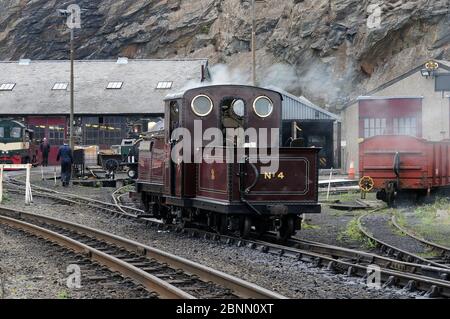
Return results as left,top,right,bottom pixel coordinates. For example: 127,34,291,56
201,65,206,82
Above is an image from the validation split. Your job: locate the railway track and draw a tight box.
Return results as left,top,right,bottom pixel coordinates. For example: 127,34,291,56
358,211,450,270
5,177,450,297
6,177,144,218
0,207,285,299
391,215,450,266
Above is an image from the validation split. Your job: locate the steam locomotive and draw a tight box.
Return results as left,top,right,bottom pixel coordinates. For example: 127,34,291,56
135,85,321,240
0,119,37,165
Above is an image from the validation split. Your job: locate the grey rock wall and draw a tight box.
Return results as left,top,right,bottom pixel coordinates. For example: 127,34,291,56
0,0,449,110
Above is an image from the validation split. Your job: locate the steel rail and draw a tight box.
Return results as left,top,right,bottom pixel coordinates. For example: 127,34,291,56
0,207,286,299
6,178,143,217
249,238,450,298
5,176,450,296
0,214,194,299
275,235,450,281
357,212,450,270
391,215,450,261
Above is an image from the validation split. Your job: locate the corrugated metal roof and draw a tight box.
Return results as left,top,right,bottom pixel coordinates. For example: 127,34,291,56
0,58,208,115
267,86,340,121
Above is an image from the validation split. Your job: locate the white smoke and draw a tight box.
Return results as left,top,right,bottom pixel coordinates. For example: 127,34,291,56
295,63,351,107
259,63,301,93
179,63,302,93
176,61,355,109
208,64,251,85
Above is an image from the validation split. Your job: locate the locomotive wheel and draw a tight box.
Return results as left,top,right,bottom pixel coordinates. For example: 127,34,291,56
277,216,295,241
217,215,229,235
239,216,252,239
162,216,174,225
141,194,150,212
254,220,268,238
386,184,396,208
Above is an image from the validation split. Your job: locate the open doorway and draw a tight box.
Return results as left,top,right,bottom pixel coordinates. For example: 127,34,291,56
282,120,334,169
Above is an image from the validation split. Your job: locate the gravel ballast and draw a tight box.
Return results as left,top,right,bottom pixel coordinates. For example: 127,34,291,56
361,212,432,255
0,224,152,299
1,169,419,299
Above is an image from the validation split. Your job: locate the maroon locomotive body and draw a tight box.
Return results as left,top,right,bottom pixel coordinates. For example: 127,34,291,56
359,135,450,205
136,85,321,239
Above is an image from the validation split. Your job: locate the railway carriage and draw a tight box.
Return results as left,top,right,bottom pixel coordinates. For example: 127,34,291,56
0,119,38,165
359,135,450,206
136,85,321,240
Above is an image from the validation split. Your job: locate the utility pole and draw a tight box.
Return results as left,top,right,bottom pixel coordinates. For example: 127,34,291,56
251,0,256,86
58,5,81,150
70,28,75,150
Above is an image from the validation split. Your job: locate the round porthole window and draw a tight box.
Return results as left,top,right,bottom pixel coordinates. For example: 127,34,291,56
253,96,273,118
191,95,213,117
232,99,245,117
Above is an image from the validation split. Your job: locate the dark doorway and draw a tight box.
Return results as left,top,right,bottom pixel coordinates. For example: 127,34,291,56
282,120,334,169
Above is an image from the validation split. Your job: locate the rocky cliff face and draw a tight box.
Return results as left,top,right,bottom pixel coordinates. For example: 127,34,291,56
0,0,449,110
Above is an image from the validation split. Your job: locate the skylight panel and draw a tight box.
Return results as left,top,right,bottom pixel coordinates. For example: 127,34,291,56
0,83,16,91
52,82,69,90
107,82,123,89
156,81,173,89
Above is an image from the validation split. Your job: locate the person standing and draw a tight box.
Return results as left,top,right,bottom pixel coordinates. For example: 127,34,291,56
56,140,73,187
40,138,51,167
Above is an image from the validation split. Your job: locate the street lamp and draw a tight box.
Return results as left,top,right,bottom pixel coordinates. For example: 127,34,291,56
420,61,439,79
58,5,81,150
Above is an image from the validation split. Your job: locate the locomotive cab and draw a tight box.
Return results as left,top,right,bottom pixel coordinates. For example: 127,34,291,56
0,119,37,165
136,85,321,240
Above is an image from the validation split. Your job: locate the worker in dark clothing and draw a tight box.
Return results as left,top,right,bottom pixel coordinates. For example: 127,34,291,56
40,138,51,167
57,140,73,187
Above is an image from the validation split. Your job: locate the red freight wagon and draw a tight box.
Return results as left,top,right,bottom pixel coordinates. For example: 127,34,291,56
359,135,450,206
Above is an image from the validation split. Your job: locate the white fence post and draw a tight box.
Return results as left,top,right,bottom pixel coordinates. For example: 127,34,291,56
326,167,333,201
26,164,32,205
0,164,33,205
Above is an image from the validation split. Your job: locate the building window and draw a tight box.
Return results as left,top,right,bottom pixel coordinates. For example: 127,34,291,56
29,125,46,141
107,82,123,89
393,117,417,136
82,116,127,147
48,125,65,145
0,83,15,91
156,81,173,89
364,118,387,138
52,83,69,90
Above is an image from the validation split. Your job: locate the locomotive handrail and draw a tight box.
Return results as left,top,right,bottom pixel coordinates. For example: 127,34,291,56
245,162,260,194
239,156,262,216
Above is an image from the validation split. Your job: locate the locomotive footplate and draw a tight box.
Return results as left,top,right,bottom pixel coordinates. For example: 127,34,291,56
165,196,321,215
